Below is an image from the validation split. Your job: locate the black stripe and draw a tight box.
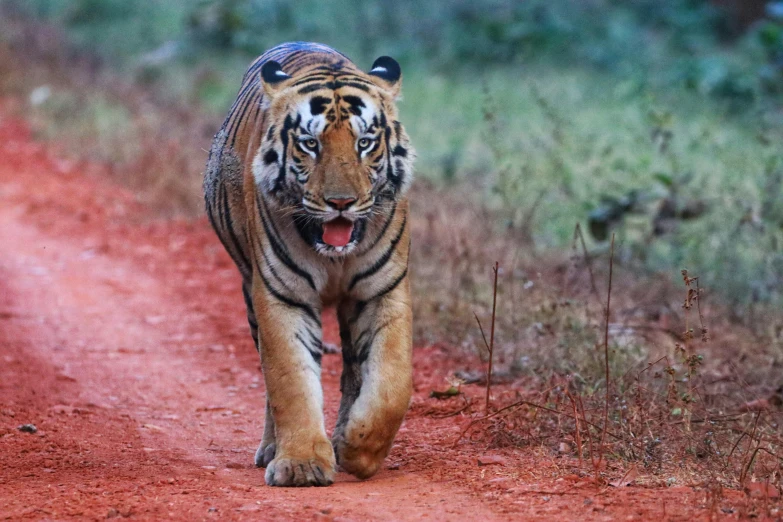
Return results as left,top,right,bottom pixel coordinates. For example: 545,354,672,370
348,214,406,290
258,269,319,323
259,239,293,293
368,267,408,302
297,79,371,95
292,75,329,87
242,284,253,309
207,184,249,277
335,81,370,92
295,333,323,365
353,301,367,323
384,123,400,188
298,83,327,95
227,79,259,147
309,96,330,115
256,192,288,254
256,194,317,290
345,326,376,366
244,263,260,349
221,187,252,272
252,100,263,122
365,201,397,253
305,65,340,73
205,193,220,233
307,328,323,353
281,49,306,66
392,145,407,158
263,149,278,165
343,95,365,116
274,114,300,193
332,73,374,85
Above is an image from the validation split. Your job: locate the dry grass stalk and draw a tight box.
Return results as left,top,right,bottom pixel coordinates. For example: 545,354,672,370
597,233,615,470
566,390,584,466
572,222,601,307
487,262,499,413
473,261,499,415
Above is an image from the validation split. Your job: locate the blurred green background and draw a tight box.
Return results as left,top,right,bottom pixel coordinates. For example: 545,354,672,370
3,0,783,316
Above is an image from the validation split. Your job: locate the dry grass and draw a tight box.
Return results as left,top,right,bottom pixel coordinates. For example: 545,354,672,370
406,170,783,496
421,202,783,493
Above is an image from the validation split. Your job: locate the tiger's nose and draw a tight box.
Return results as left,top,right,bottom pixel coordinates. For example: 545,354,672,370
325,196,357,211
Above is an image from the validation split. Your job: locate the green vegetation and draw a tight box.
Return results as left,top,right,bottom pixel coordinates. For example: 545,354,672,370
4,0,783,313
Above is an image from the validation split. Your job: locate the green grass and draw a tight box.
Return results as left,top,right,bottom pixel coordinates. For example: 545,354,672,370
4,0,783,311
397,65,783,311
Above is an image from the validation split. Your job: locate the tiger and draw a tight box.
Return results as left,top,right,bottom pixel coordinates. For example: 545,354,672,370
203,42,415,487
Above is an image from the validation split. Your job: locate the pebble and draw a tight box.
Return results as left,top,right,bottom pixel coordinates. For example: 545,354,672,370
17,423,37,434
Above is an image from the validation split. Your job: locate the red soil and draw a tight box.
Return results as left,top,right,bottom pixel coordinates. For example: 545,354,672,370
0,107,754,520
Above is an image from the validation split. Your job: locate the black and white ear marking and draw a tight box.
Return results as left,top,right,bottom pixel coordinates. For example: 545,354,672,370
261,60,291,84
369,56,401,84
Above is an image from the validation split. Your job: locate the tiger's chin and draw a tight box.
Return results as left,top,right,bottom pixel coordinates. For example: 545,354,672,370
314,241,359,257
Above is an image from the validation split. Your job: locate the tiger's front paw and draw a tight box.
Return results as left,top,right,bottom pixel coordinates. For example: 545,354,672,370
264,455,335,487
254,442,276,468
332,429,390,480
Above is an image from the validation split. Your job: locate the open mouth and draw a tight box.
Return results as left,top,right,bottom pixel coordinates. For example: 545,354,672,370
321,216,354,248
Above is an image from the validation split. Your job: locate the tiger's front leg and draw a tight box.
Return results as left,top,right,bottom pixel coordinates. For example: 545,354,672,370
333,276,413,479
251,277,335,487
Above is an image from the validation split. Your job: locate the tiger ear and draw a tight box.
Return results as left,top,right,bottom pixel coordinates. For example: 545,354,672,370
260,60,292,97
368,56,402,97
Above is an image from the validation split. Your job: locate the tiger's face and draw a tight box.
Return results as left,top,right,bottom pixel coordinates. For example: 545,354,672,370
253,58,414,256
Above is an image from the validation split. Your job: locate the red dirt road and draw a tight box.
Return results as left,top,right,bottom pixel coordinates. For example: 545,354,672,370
0,109,749,520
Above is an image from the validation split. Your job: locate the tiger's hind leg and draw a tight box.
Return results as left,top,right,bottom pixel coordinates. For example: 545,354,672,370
241,282,278,468
332,280,413,479
255,398,277,467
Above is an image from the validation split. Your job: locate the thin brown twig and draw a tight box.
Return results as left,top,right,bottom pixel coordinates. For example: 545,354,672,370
474,312,490,355
695,277,709,342
431,401,472,419
668,413,744,426
739,411,763,484
572,222,601,306
741,440,764,485
727,411,761,466
566,390,584,466
452,397,629,448
452,397,526,447
486,261,499,414
578,395,598,470
598,233,615,469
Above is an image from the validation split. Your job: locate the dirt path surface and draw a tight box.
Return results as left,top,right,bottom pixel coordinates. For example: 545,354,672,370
0,107,749,520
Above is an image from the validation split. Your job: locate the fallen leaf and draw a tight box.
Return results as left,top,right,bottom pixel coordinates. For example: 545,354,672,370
745,482,781,499
609,464,639,487
430,386,460,400
478,455,508,467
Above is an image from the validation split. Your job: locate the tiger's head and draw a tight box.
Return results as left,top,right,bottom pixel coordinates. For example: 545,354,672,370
252,56,414,256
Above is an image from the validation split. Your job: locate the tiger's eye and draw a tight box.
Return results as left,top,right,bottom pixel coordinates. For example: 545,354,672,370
306,139,318,149
359,138,370,149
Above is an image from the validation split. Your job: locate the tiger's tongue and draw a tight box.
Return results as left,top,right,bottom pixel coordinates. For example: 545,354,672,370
322,218,354,247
